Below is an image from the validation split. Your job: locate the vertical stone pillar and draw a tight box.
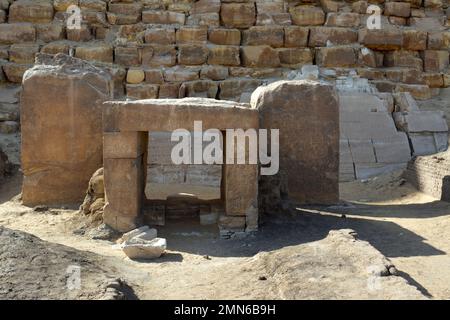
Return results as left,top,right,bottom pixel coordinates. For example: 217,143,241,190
252,80,340,206
21,54,112,205
103,131,147,232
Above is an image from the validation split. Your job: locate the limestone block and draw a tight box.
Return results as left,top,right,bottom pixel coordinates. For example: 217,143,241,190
75,45,113,63
403,30,428,51
104,132,147,159
242,26,284,48
9,0,54,23
127,68,145,84
186,13,220,27
9,44,39,64
0,23,35,44
253,80,339,204
284,26,309,48
241,46,280,68
316,47,357,67
208,28,241,45
103,156,145,232
114,47,141,67
21,54,112,205
158,83,180,98
126,84,159,99
423,50,449,72
163,66,199,82
2,63,31,83
290,5,325,26
142,45,177,67
200,65,229,81
278,48,313,67
191,0,221,14
144,28,176,44
220,2,256,28
178,44,209,65
325,12,360,27
179,80,218,98
393,92,420,112
373,133,412,163
349,140,376,163
208,46,240,66
122,238,166,260
384,2,411,17
359,29,403,50
219,79,262,101
144,69,164,84
176,26,207,44
395,84,432,100
395,111,448,133
309,27,358,47
142,10,186,24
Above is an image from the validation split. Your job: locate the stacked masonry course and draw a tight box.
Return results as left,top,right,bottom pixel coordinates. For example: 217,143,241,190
0,0,449,113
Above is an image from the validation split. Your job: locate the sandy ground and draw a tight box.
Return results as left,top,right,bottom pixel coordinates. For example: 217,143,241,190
0,169,449,299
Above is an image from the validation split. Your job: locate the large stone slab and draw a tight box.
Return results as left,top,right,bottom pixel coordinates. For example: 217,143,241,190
252,80,339,204
21,54,112,205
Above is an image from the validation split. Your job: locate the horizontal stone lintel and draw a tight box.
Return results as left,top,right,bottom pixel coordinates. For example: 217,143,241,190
103,98,259,132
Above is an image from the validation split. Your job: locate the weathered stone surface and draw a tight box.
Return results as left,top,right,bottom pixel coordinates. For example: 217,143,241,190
241,46,280,68
384,2,411,17
316,47,357,67
179,80,218,98
75,45,113,63
208,46,240,66
309,27,358,47
142,45,177,67
242,26,284,48
284,26,309,48
142,10,186,24
221,3,256,29
178,44,209,65
252,80,339,204
359,29,403,50
208,28,241,45
0,24,35,44
423,50,449,72
395,84,432,100
325,12,360,27
186,12,220,27
2,63,31,83
9,0,54,23
126,68,145,84
144,27,176,44
122,236,166,259
9,44,39,64
176,26,207,44
403,29,427,50
200,65,228,80
126,84,159,99
278,48,313,66
21,54,112,206
290,5,325,26
114,47,141,67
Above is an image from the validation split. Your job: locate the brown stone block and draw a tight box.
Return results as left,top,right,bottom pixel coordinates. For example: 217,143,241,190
2,63,31,83
253,81,339,204
180,80,218,98
384,2,411,17
309,27,358,47
289,5,325,26
158,83,180,99
103,156,145,232
142,45,177,67
220,2,256,29
359,28,403,50
403,29,427,50
325,12,360,27
208,28,241,45
423,50,449,72
242,26,284,48
36,23,65,42
41,43,70,55
0,23,35,44
144,27,176,44
316,47,357,67
178,44,209,65
241,46,280,68
21,55,112,205
278,48,313,67
176,26,207,44
222,163,258,216
284,26,309,48
114,47,141,67
142,10,186,24
208,46,240,66
9,44,39,64
104,132,147,159
9,0,54,23
75,44,113,63
218,79,262,101
126,84,159,99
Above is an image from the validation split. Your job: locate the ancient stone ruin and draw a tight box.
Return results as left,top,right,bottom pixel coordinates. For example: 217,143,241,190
1,0,449,238
20,54,340,236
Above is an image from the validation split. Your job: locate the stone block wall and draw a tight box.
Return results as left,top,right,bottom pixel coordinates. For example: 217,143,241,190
0,0,449,105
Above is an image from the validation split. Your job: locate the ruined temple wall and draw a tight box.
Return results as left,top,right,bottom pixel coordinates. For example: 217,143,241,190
0,0,449,106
